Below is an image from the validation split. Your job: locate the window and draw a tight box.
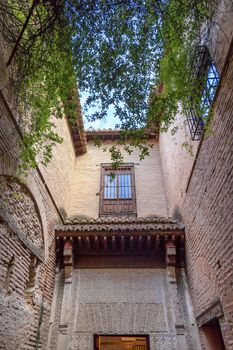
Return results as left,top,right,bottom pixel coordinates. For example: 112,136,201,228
186,46,220,140
94,335,149,350
100,164,136,216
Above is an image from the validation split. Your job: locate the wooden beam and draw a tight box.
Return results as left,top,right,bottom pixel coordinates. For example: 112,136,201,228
94,236,99,251
155,235,160,250
103,236,108,251
130,236,134,251
112,236,116,251
180,234,185,266
85,236,91,250
146,236,151,249
138,236,143,250
121,236,125,251
78,236,83,249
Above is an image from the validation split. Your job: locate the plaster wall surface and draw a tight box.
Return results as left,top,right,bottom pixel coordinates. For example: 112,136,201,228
48,268,200,350
68,140,168,219
159,114,199,217
38,115,76,216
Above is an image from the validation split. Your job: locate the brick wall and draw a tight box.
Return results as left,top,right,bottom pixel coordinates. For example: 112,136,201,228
68,140,168,219
159,5,233,348
182,48,233,348
0,73,62,350
159,113,200,217
38,115,76,217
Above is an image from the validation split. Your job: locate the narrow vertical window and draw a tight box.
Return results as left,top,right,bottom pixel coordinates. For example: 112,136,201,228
100,164,136,216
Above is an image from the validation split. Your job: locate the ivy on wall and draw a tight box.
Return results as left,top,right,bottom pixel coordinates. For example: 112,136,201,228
1,0,222,170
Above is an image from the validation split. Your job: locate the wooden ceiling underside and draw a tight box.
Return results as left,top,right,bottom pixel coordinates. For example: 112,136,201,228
56,230,185,268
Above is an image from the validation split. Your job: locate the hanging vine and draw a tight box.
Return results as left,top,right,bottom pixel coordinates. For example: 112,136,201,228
0,0,227,170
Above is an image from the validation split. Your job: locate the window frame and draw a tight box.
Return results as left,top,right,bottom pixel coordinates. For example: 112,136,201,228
99,163,137,217
185,45,220,141
94,334,150,350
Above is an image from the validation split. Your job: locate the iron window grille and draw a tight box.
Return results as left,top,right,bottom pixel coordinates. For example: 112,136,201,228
99,163,137,217
186,45,220,140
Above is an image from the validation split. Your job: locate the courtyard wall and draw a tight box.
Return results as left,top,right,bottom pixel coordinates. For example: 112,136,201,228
159,3,233,348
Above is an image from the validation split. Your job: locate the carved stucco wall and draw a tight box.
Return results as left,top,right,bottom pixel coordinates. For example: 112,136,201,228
48,268,201,350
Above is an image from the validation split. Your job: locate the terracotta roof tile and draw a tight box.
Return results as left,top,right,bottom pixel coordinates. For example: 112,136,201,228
55,216,184,232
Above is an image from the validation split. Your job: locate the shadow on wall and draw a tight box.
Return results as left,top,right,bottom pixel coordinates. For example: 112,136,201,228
58,207,67,221
172,206,183,223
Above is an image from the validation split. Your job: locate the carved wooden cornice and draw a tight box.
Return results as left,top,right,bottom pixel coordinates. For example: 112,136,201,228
55,216,185,270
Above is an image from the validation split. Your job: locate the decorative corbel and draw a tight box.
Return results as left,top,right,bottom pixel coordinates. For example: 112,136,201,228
166,239,177,267
63,238,73,282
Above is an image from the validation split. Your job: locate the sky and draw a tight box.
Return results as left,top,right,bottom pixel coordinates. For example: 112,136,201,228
80,91,120,130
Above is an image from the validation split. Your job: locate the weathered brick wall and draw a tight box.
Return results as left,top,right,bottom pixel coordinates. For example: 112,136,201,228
182,49,233,348
0,223,33,350
68,140,168,219
0,8,83,344
159,0,233,219
159,5,233,348
0,76,62,350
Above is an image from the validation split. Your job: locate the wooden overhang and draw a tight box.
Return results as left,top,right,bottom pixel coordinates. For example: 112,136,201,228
67,89,87,156
66,87,160,156
55,216,185,269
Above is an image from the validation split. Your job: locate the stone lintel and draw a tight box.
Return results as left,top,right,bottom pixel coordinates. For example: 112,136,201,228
196,299,223,327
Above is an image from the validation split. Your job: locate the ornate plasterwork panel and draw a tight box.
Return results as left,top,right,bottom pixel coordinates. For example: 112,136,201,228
64,269,177,349
75,302,166,333
0,176,44,259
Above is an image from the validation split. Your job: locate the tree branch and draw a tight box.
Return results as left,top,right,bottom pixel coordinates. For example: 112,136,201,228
7,0,40,66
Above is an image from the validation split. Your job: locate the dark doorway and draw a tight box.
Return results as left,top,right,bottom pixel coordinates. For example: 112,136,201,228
94,335,149,350
201,318,225,350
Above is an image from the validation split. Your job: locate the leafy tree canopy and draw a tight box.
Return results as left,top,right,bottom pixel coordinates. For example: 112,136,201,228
0,0,220,170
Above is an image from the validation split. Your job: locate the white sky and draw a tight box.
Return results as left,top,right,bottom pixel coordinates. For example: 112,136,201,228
80,91,120,130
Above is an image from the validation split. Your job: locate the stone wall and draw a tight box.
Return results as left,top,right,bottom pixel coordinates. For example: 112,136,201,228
68,140,168,219
47,268,201,350
159,4,233,348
